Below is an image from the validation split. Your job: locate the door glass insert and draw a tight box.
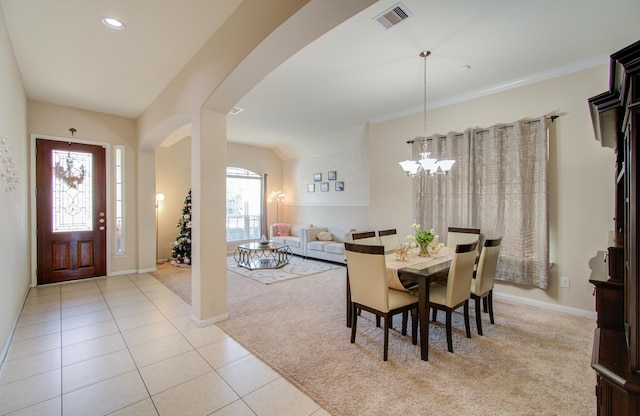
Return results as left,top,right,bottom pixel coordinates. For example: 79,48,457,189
52,149,93,232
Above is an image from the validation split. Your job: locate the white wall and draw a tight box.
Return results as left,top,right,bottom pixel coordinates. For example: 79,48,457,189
0,6,30,362
369,65,613,312
283,146,370,230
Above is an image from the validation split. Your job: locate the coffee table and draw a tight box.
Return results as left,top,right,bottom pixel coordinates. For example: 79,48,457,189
234,241,292,270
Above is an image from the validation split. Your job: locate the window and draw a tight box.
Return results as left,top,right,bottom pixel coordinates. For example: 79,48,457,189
226,167,264,242
114,146,125,255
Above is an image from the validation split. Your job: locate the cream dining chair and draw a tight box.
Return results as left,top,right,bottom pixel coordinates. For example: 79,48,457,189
345,242,418,361
446,227,481,255
429,241,478,353
377,229,399,252
470,237,502,335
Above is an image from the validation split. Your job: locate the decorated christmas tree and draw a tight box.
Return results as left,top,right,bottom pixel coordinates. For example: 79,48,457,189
171,188,192,266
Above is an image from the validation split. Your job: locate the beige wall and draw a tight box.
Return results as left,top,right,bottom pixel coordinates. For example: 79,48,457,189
28,100,140,275
369,65,613,313
0,6,30,362
156,137,191,261
156,139,284,256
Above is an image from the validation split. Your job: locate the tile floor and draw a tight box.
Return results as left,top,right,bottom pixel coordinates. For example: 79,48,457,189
0,273,330,416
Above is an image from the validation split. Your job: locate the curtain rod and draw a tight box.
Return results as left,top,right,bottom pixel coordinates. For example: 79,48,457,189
406,115,560,143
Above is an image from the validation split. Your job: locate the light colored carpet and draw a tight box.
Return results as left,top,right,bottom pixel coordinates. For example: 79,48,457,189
152,262,596,416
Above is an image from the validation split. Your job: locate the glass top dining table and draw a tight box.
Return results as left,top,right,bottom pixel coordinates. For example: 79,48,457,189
345,247,454,361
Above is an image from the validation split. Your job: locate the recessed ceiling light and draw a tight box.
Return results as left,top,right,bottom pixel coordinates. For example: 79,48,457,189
229,107,244,115
101,17,126,31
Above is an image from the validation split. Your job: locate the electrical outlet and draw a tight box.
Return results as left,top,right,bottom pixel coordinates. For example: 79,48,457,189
560,276,570,288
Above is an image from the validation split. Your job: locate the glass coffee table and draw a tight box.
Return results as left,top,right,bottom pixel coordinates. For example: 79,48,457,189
234,241,292,270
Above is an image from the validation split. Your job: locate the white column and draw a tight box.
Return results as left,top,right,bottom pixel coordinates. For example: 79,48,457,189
190,108,228,325
137,150,157,273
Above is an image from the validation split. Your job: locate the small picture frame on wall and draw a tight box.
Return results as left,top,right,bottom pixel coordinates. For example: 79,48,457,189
307,183,315,192
314,173,322,182
335,181,344,191
320,182,329,192
328,171,337,180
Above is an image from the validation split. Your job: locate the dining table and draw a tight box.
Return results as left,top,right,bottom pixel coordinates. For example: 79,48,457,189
345,246,455,361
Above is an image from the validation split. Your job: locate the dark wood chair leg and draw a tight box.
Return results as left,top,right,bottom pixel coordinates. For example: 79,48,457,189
463,300,471,338
383,315,389,361
376,315,381,327
351,303,358,343
411,308,418,345
431,307,438,322
475,296,483,336
401,311,408,336
445,309,453,353
488,290,495,324
483,296,488,313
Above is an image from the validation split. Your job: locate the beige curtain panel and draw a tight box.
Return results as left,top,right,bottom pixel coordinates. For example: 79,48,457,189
414,116,549,288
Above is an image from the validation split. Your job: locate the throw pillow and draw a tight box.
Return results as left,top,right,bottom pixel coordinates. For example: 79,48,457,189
317,231,333,241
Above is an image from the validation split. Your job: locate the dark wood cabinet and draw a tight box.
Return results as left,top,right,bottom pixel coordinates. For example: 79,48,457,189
588,39,640,416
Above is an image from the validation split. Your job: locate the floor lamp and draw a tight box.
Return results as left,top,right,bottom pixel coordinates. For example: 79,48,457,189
155,192,165,264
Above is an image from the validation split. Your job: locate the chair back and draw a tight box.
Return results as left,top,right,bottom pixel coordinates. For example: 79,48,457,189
377,229,399,252
352,231,379,245
445,242,479,307
345,243,390,312
473,238,502,296
447,227,481,248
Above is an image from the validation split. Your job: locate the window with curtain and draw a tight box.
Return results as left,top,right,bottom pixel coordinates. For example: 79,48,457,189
414,116,549,288
226,167,265,242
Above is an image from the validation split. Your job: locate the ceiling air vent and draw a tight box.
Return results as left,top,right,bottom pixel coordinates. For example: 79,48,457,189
229,106,244,115
373,3,412,29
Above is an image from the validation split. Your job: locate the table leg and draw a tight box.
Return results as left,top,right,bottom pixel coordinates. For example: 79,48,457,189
418,279,429,361
346,268,352,328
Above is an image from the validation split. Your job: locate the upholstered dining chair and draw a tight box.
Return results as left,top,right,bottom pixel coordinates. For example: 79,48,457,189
446,227,481,252
470,237,502,335
377,229,399,252
352,231,379,245
345,242,418,361
429,241,478,353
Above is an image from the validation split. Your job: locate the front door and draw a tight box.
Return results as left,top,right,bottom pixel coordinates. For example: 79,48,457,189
36,139,107,284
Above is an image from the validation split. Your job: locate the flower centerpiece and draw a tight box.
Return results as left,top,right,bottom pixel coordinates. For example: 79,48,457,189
407,223,436,257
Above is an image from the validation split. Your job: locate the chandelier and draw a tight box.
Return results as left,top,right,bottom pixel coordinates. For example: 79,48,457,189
398,51,455,177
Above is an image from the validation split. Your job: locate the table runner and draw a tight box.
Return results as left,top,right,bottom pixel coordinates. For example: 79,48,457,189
385,247,455,291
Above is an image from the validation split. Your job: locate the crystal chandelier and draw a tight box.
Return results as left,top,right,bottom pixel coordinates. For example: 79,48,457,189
398,51,455,177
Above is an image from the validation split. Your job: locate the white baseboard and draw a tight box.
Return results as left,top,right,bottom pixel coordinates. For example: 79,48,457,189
137,267,157,274
108,269,138,276
1,285,31,370
190,312,229,328
494,292,596,319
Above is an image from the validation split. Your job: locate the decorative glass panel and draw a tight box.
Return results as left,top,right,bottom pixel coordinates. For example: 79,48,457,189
114,146,125,254
52,150,93,232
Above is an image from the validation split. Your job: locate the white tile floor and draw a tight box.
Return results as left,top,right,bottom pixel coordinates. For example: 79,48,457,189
0,273,330,416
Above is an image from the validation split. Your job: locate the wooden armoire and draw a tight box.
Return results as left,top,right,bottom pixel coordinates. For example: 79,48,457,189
588,39,640,415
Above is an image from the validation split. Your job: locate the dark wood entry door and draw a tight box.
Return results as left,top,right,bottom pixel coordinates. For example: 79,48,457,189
36,139,107,284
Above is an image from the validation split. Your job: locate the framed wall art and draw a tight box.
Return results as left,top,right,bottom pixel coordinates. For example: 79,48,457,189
335,181,344,191
307,183,315,192
320,182,329,192
328,171,337,180
314,173,322,182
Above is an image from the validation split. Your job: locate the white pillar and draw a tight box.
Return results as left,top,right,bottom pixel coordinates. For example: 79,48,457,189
190,108,228,325
137,150,157,273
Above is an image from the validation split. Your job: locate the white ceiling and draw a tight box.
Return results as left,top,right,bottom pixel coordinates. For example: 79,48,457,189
2,0,640,160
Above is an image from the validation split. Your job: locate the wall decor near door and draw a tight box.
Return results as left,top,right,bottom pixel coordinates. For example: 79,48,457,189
328,171,337,180
36,139,106,284
335,181,344,191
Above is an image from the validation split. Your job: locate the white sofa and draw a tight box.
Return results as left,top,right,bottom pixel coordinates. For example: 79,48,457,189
269,223,311,257
302,227,356,264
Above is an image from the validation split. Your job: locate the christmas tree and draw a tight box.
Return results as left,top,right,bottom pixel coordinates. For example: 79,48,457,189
171,188,192,266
